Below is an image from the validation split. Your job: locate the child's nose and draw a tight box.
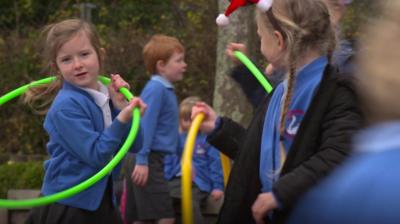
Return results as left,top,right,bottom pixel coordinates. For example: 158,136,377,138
73,58,83,69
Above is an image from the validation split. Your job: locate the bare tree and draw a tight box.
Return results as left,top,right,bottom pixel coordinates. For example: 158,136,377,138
213,1,260,127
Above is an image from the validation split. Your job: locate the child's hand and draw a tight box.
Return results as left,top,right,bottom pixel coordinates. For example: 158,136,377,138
226,42,248,65
116,97,147,123
191,102,218,134
210,189,224,201
109,74,130,110
131,164,149,187
251,192,278,224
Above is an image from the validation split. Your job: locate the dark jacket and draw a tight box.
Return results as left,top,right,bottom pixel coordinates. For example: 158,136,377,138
208,65,363,224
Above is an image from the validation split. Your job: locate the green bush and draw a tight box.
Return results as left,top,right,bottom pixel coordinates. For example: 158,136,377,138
0,161,44,198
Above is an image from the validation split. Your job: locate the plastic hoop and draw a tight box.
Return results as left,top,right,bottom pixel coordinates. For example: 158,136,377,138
0,75,140,208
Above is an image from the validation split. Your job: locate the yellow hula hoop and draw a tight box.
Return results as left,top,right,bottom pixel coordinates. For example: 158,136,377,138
181,114,231,224
220,153,231,187
181,113,205,224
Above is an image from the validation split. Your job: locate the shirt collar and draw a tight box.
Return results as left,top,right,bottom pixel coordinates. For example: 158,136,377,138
151,75,174,89
80,81,110,107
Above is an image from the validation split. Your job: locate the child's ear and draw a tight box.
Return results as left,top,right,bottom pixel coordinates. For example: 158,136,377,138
156,59,165,73
274,31,285,51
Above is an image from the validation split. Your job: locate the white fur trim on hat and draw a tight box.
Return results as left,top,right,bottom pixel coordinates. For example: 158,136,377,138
256,0,273,12
216,14,230,26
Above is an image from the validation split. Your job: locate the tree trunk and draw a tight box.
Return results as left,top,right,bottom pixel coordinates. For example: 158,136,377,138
213,1,260,127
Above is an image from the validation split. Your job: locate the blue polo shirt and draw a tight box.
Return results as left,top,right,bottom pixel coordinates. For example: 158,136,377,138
136,75,179,165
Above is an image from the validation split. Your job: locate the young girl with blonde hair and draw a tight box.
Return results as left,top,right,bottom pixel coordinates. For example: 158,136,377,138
192,0,363,223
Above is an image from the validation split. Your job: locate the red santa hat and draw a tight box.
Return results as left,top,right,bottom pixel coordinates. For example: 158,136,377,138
216,0,273,26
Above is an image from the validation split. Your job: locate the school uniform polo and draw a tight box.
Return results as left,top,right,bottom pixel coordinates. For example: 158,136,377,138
136,75,179,165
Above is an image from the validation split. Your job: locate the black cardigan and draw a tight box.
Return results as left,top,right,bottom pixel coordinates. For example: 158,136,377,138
207,65,364,224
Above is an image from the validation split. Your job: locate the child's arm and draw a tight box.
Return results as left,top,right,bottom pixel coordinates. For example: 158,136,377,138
135,85,163,165
206,117,247,159
116,98,147,123
208,145,225,201
131,84,163,186
129,124,144,153
117,98,146,154
49,76,146,167
107,75,147,153
50,105,132,169
227,41,266,107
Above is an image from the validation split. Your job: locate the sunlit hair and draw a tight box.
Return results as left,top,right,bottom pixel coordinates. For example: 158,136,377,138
179,96,202,122
143,34,185,75
24,19,103,113
358,1,400,122
256,0,336,136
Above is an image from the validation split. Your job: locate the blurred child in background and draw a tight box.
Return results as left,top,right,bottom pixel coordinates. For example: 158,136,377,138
124,34,186,224
164,96,224,224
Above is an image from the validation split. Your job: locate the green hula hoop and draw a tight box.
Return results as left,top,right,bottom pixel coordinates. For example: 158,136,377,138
0,75,140,209
233,51,273,94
